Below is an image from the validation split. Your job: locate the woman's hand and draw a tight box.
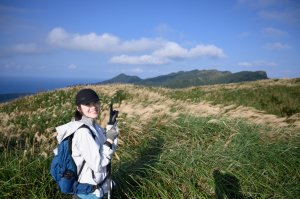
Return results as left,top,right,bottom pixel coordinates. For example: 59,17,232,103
106,127,118,142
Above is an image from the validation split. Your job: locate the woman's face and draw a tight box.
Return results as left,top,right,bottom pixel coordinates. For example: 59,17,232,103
78,102,100,119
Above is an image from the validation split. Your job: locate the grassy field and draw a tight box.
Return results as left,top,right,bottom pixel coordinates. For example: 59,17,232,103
162,78,300,117
0,79,299,198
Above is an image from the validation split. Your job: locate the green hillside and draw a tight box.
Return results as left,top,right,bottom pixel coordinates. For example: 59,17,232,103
99,69,268,88
163,78,300,117
0,79,299,198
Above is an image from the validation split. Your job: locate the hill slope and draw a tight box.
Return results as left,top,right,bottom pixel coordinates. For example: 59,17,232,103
98,69,268,88
0,78,299,198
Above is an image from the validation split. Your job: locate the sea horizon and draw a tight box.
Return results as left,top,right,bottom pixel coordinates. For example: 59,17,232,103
0,76,104,94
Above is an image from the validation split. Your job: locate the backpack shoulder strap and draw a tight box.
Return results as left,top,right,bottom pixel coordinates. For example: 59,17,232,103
74,124,97,178
80,124,96,139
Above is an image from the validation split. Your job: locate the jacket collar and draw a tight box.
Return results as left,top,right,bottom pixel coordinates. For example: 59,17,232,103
80,115,95,127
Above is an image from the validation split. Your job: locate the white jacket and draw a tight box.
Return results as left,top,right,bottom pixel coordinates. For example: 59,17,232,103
55,116,118,196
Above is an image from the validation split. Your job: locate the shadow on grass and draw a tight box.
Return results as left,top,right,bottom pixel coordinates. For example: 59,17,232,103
112,134,165,198
213,169,252,199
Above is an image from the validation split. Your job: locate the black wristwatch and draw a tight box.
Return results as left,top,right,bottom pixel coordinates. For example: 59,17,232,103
104,140,112,149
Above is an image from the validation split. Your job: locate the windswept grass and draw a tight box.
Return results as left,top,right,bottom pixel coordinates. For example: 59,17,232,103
163,78,300,117
0,81,299,198
112,115,299,198
0,151,64,199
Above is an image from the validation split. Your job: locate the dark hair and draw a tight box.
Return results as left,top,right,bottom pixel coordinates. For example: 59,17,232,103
74,109,82,121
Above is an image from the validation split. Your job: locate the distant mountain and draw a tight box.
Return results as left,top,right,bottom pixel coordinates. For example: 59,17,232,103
98,73,142,84
98,70,268,88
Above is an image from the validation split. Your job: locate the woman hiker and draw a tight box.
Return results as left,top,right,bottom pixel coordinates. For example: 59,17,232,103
55,88,118,199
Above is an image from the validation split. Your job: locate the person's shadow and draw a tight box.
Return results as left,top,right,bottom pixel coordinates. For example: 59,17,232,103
213,169,250,199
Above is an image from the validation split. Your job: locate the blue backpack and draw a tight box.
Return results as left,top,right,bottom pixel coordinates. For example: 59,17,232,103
50,125,95,194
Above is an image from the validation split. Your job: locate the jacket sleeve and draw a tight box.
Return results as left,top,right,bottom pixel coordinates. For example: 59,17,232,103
74,128,111,173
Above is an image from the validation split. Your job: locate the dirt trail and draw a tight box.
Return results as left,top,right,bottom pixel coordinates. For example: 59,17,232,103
95,84,300,130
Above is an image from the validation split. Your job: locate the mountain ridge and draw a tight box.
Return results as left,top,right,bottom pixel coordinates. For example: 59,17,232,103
98,69,268,88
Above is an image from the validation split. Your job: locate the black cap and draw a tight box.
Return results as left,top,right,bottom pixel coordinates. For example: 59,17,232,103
75,89,99,105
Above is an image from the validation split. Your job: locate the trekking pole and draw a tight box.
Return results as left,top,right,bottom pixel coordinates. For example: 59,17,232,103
107,161,112,199
107,103,118,199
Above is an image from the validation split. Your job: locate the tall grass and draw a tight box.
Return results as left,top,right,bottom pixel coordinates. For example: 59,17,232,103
164,79,300,117
0,150,65,199
0,83,299,198
112,115,299,198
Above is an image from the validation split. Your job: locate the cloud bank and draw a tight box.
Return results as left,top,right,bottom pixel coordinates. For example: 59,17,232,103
264,42,291,50
110,42,225,65
47,27,164,52
262,27,287,37
238,0,300,25
47,27,225,65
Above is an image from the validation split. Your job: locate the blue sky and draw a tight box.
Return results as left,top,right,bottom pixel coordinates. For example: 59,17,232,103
0,0,299,80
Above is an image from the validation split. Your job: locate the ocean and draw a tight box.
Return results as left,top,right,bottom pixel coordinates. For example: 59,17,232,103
0,77,103,102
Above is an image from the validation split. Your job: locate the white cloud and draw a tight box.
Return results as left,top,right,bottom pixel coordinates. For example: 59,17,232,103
1,42,49,57
154,23,175,36
153,42,188,58
0,42,51,58
239,31,251,38
262,27,287,36
259,10,295,23
39,65,46,70
237,0,300,25
68,64,77,69
109,55,169,65
0,4,31,13
47,27,163,52
48,27,225,65
238,62,253,67
237,0,284,7
130,67,144,73
153,42,225,59
238,61,277,67
264,42,291,50
10,43,40,54
119,38,163,52
110,43,225,65
2,61,16,69
0,60,34,70
48,27,120,51
189,44,225,58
